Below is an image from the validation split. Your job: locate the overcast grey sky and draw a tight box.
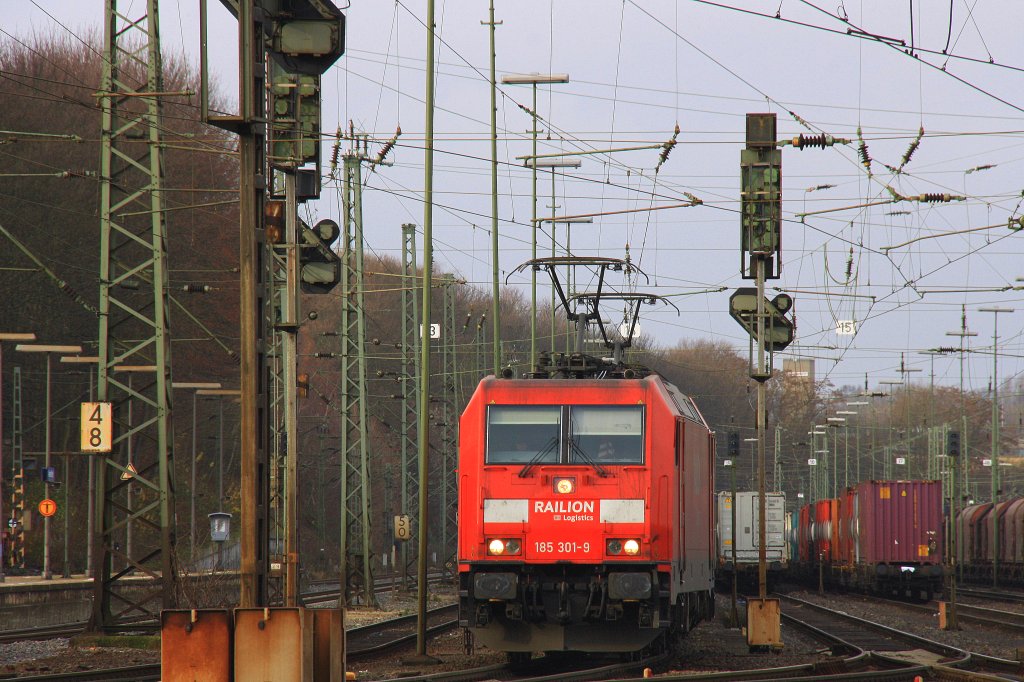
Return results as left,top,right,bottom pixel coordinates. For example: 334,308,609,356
7,1,1024,394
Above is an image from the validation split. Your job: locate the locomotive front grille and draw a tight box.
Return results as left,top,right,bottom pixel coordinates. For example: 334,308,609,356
607,571,652,600
474,572,519,600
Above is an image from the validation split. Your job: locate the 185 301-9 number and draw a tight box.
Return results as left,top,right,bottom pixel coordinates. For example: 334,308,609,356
534,541,590,553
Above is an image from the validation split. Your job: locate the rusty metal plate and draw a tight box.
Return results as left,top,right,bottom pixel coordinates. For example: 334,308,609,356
235,607,313,682
161,609,232,682
312,608,344,682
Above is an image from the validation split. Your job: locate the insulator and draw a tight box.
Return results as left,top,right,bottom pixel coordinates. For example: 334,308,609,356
856,126,872,172
793,134,831,149
886,210,911,216
917,193,953,203
845,247,854,280
857,141,871,168
656,124,681,172
329,125,342,174
181,284,211,293
806,184,836,193
120,279,140,290
899,127,923,169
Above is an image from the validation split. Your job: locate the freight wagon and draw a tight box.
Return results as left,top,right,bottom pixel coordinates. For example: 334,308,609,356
957,497,1024,585
797,480,944,599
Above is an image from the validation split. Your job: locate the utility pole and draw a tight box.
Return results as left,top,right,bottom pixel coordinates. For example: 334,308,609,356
10,366,24,569
0,332,36,580
979,306,1013,588
946,307,976,563
400,224,420,589
94,0,176,629
441,277,459,575
483,1,501,375
500,73,569,370
340,146,374,606
897,353,922,476
412,0,439,663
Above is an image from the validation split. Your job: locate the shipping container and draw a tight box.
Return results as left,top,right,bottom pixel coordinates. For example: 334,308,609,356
850,480,942,566
716,491,787,569
812,498,838,563
798,505,811,563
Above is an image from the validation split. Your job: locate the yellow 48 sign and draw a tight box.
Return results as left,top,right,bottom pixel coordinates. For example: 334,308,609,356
80,402,113,453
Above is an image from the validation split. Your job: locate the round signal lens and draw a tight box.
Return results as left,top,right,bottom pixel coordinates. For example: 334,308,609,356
555,478,575,494
488,539,505,555
623,539,640,556
607,539,622,555
505,539,521,555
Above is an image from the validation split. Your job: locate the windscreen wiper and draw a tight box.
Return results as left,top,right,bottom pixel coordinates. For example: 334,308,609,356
518,436,559,478
569,438,609,477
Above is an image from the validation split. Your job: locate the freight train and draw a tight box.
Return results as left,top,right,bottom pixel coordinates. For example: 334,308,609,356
957,497,1024,584
456,353,716,657
795,480,944,600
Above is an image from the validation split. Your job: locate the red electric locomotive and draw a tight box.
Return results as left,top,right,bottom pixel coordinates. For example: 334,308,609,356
457,355,716,655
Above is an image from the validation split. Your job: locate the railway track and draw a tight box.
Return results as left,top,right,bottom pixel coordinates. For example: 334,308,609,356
779,594,1023,681
958,586,1024,604
1,574,456,680
0,572,450,645
870,593,1024,634
5,604,459,682
370,651,672,682
348,604,459,661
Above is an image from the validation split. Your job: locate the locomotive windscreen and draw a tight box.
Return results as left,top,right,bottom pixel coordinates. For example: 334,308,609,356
486,405,560,463
569,406,643,464
485,404,644,465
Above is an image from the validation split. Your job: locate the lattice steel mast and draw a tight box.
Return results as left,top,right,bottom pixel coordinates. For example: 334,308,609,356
400,223,420,588
93,0,177,629
340,147,374,605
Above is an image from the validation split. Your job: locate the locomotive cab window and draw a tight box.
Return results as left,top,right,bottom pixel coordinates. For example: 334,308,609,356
486,405,561,464
569,405,644,464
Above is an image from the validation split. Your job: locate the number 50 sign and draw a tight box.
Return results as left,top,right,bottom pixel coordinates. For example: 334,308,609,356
81,402,113,453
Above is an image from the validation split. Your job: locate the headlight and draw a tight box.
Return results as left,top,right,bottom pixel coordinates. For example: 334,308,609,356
487,538,522,556
553,477,575,494
623,539,640,555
